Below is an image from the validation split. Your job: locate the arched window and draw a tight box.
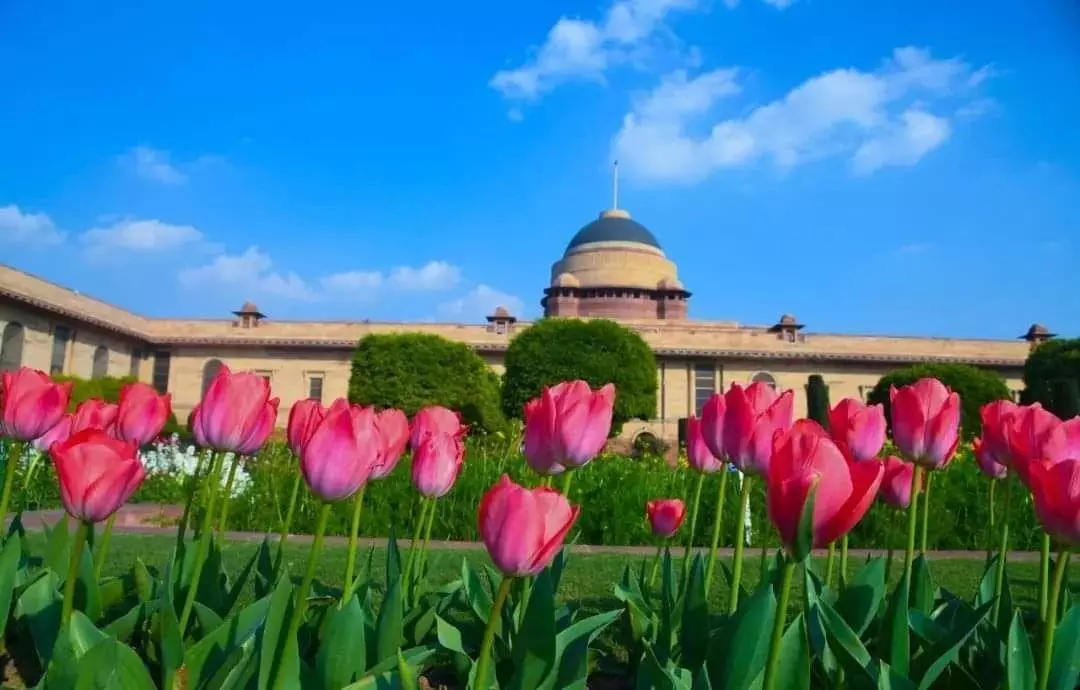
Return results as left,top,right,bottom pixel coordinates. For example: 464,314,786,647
751,372,777,390
91,346,109,379
0,322,25,371
202,359,225,396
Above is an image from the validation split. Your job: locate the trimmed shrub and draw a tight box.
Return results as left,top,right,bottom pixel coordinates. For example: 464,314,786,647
348,333,505,434
1023,338,1080,418
52,374,185,440
805,374,831,429
501,318,657,436
866,363,1011,439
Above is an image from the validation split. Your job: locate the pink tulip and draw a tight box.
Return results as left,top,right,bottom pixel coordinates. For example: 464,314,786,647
51,429,146,523
686,415,724,473
192,364,280,454
300,399,383,502
479,474,580,577
287,399,326,456
1028,457,1080,546
723,381,794,475
879,456,917,509
371,408,410,480
767,420,883,550
523,380,616,474
1006,404,1080,486
979,400,1019,468
70,399,119,436
699,393,727,461
114,382,171,445
646,499,686,538
972,437,1008,480
32,414,73,453
888,378,961,470
829,398,886,462
0,368,73,442
410,406,465,450
411,432,465,498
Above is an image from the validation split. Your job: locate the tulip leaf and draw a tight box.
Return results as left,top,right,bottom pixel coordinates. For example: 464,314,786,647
0,532,22,639
879,571,911,677
15,569,61,665
679,555,709,672
69,610,110,656
837,556,886,637
552,609,623,688
976,554,1014,636
223,538,262,615
194,601,225,635
255,537,275,599
549,547,569,594
386,527,402,587
435,614,470,657
1048,603,1080,690
461,558,493,623
316,595,368,688
73,636,157,690
639,644,692,690
76,539,102,622
257,575,299,690
183,594,271,688
374,570,404,665
910,556,936,615
775,613,811,689
909,600,991,690
804,567,839,683
132,558,155,603
1005,610,1035,690
705,581,776,690
45,514,71,573
792,485,818,563
510,569,557,690
819,599,880,684
104,601,156,642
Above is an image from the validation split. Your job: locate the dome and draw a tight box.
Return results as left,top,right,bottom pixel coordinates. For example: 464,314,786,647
566,209,661,252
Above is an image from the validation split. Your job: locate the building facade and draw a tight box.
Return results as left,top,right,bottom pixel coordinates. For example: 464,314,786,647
0,207,1050,446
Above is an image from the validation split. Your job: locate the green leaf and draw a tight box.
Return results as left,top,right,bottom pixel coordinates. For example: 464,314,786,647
73,637,157,689
819,598,879,685
1005,610,1035,690
159,595,184,690
69,610,110,657
792,484,818,563
374,570,404,665
223,538,262,614
348,647,438,688
45,514,71,573
255,537,275,599
549,547,569,594
774,613,811,689
317,596,369,688
509,569,557,690
910,556,936,615
803,563,839,682
679,555,709,671
705,581,776,690
258,576,299,690
879,571,911,677
975,553,1013,635
76,539,102,622
15,569,61,665
553,609,622,688
386,528,402,587
435,614,470,656
836,556,886,637
182,594,271,688
103,601,156,642
193,602,225,635
1048,603,1080,690
461,558,493,623
909,600,991,690
0,533,22,638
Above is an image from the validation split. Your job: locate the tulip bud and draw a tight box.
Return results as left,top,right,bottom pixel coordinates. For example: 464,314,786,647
70,399,120,436
646,499,686,538
686,415,723,473
32,414,73,453
972,438,1008,480
724,382,794,475
0,368,73,442
371,408,410,480
300,400,383,502
411,432,465,498
479,474,579,577
699,393,727,461
51,429,146,523
114,382,172,445
410,406,465,451
1006,404,1080,486
287,399,326,457
879,456,917,510
828,398,886,462
888,378,960,470
192,364,279,455
1028,457,1080,546
522,380,615,474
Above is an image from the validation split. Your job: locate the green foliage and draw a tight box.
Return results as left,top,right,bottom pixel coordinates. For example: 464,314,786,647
1024,338,1080,418
51,374,185,440
804,375,831,430
348,333,506,434
866,363,1012,439
500,318,657,436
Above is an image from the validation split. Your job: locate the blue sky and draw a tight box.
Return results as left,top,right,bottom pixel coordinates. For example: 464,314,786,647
1,0,1077,339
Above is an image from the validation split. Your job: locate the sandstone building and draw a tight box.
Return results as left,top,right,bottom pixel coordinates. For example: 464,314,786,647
0,206,1049,446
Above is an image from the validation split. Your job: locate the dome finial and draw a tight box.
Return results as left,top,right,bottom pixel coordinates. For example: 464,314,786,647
612,159,620,211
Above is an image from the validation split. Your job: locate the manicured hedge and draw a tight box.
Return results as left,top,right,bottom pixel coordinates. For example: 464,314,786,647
1022,337,1080,418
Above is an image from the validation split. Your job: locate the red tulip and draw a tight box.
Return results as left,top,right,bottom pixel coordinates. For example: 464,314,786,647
829,398,886,462
523,380,616,473
479,474,579,577
410,406,465,450
888,378,961,470
411,431,465,497
699,393,727,461
287,399,326,456
1028,457,1080,546
300,399,383,502
1006,404,1080,485
646,499,686,538
767,420,883,551
723,381,794,475
972,437,1008,480
371,408,410,480
0,368,73,442
114,382,171,445
51,428,145,523
191,364,279,454
979,399,1019,467
32,414,73,452
70,399,119,436
686,415,724,473
879,456,917,509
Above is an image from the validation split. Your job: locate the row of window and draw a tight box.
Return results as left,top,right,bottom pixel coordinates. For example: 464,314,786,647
199,359,325,402
690,363,779,415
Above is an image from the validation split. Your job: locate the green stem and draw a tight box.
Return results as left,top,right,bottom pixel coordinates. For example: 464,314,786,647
274,470,304,573
704,468,730,595
474,576,514,689
341,484,367,605
728,473,753,614
403,498,431,586
840,534,850,588
920,472,933,555
991,478,1012,624
1037,550,1071,690
92,513,116,582
275,503,333,690
682,473,705,580
1036,530,1051,623
560,470,574,497
762,560,796,690
61,521,89,628
985,479,997,569
825,543,836,588
903,466,922,586
649,544,663,590
176,451,209,551
178,452,223,632
0,440,24,531
215,454,242,542
414,499,438,601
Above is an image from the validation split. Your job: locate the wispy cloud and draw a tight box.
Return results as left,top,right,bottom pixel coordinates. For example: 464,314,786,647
126,146,188,185
0,205,65,246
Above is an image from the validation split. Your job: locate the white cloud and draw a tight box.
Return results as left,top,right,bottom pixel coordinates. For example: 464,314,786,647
80,219,204,253
128,146,187,185
490,0,701,104
178,247,317,301
438,285,525,321
388,261,461,291
614,47,992,183
320,270,384,292
0,205,65,246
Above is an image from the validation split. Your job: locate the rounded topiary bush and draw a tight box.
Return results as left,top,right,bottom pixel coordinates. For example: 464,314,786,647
348,333,505,434
500,318,657,436
867,363,1012,439
1022,337,1080,419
